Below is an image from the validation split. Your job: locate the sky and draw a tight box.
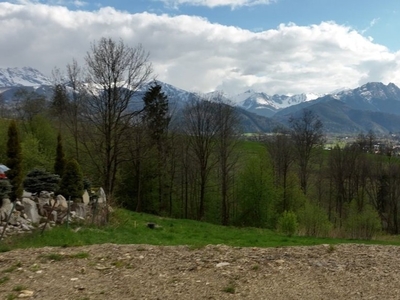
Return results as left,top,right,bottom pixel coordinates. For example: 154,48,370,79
1,0,400,95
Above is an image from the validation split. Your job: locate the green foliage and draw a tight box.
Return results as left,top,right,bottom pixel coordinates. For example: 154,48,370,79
2,208,399,252
142,82,170,143
21,133,53,173
344,200,381,240
277,211,298,236
0,119,9,163
23,168,60,194
6,120,23,201
58,159,84,200
53,133,66,177
0,180,12,201
234,156,275,228
298,200,332,237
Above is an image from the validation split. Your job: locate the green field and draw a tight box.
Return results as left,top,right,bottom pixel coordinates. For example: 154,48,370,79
1,208,400,252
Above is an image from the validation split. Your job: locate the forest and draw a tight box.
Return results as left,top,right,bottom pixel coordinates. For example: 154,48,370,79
0,37,398,240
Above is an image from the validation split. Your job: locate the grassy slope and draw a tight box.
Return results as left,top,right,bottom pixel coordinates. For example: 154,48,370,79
1,208,400,252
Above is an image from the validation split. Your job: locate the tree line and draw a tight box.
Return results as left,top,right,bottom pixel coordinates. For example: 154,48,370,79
1,37,398,239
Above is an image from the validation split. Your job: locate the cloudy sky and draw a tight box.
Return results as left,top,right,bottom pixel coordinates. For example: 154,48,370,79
1,0,400,95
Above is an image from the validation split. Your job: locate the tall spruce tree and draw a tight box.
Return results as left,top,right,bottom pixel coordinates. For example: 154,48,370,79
54,133,66,177
142,82,170,212
6,120,23,201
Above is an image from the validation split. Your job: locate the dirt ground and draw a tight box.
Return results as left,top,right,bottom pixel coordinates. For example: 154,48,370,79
0,243,399,299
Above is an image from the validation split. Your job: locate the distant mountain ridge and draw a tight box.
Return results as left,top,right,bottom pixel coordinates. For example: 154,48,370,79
2,67,400,133
0,67,51,87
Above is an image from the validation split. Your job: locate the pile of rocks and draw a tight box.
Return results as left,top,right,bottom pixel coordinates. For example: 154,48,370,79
0,191,99,238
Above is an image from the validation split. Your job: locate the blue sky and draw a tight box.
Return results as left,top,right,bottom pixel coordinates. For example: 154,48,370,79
1,0,400,95
69,0,400,51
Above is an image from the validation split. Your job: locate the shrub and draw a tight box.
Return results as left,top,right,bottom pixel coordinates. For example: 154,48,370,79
277,210,298,236
58,159,84,201
344,200,381,240
298,200,332,237
23,168,60,194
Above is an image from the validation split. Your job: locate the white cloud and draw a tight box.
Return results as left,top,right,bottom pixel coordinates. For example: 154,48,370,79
0,1,399,95
154,0,275,9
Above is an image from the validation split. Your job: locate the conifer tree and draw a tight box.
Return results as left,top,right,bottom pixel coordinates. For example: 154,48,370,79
6,120,23,201
59,159,84,201
23,169,60,195
54,133,66,177
0,180,12,205
142,82,170,212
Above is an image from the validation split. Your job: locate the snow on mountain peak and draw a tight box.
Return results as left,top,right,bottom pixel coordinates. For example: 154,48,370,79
0,67,51,87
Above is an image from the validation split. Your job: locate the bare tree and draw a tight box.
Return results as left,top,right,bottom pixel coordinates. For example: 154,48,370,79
266,129,294,212
183,95,219,220
289,109,325,194
214,96,241,225
80,37,153,201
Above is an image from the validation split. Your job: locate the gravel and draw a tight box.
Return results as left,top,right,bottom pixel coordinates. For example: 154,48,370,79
0,243,399,299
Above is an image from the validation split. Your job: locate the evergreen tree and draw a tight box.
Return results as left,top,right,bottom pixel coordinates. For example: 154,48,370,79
142,82,170,143
51,83,69,130
0,180,12,205
23,169,60,195
54,133,66,177
5,120,23,201
142,82,171,213
58,159,84,201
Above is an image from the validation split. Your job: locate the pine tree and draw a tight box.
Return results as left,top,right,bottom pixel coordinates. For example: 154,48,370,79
6,120,23,201
59,159,84,201
54,133,66,177
142,82,170,213
23,169,60,195
142,82,170,143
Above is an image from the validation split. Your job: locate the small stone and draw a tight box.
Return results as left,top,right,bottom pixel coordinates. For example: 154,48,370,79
216,262,230,268
70,277,79,281
18,290,34,298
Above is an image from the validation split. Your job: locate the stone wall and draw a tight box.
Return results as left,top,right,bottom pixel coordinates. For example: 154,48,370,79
0,191,106,239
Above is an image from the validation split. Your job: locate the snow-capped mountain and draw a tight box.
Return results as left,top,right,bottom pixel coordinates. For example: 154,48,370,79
331,82,400,114
3,67,400,132
0,67,51,87
228,90,321,117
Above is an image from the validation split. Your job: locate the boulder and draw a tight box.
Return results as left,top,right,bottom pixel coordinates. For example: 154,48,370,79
56,195,68,209
22,198,40,224
0,198,13,221
82,190,90,205
73,203,86,219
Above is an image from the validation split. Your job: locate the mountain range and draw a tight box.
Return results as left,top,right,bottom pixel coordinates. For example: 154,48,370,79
1,67,400,134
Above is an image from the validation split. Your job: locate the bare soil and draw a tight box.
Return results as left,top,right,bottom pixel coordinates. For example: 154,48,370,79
0,243,399,299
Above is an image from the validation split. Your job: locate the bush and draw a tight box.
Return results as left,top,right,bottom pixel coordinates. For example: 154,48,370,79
298,200,332,237
344,200,381,240
277,211,298,236
58,159,84,201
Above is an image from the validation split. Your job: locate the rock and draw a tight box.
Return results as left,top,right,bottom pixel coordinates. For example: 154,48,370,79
22,198,40,224
18,290,34,298
216,262,230,268
73,203,86,219
50,211,57,222
97,187,106,203
56,195,68,209
82,190,90,205
0,198,13,221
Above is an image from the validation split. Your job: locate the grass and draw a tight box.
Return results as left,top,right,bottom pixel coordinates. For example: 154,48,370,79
1,208,400,251
2,262,22,273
